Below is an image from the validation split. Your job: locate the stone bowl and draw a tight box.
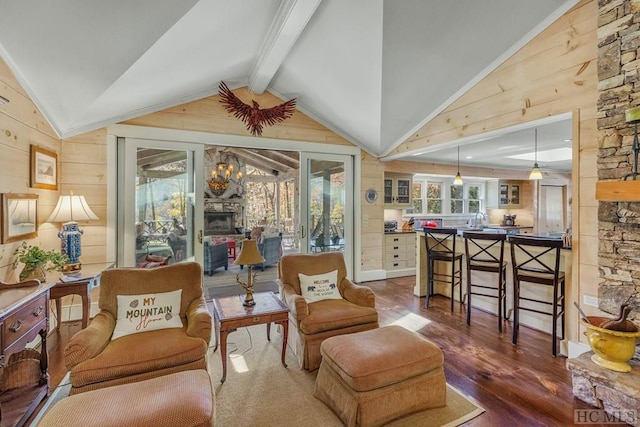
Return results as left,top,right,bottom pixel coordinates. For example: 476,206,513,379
582,317,640,373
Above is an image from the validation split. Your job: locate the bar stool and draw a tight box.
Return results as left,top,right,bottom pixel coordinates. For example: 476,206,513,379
462,231,507,332
509,235,566,356
424,227,463,312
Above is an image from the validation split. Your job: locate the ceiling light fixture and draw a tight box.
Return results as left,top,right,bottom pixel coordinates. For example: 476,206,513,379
453,146,463,185
529,128,543,180
207,161,243,196
0,95,9,105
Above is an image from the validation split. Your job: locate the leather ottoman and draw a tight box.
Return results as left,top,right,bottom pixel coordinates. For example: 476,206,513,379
37,369,214,427
314,325,446,427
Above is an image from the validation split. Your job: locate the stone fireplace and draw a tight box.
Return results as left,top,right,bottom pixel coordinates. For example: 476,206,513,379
596,0,640,325
203,200,244,236
568,2,640,423
204,212,235,236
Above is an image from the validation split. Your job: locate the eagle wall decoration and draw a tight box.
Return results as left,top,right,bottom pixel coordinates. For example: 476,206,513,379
218,81,297,137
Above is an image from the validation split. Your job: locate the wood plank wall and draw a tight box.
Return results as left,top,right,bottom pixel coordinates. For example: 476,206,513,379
0,59,63,282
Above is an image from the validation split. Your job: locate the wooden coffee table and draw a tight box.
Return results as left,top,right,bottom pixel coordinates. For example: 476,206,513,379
211,291,289,383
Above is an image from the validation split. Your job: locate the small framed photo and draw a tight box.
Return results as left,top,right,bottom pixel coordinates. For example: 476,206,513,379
1,193,38,243
30,145,58,190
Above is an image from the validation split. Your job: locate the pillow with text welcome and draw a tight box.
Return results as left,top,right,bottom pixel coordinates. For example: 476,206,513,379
111,289,183,340
299,270,342,303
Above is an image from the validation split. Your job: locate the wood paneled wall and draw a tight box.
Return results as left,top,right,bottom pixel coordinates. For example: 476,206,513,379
0,59,63,282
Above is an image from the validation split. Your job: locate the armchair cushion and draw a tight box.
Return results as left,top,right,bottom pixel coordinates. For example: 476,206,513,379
299,270,342,303
300,299,378,335
69,328,207,390
112,289,183,340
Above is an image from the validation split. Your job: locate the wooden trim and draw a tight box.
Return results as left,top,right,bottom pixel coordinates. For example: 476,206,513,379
595,180,640,201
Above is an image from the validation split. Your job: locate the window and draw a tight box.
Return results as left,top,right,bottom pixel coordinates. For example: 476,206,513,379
426,182,442,214
411,177,485,215
412,182,423,214
450,185,463,214
467,184,481,213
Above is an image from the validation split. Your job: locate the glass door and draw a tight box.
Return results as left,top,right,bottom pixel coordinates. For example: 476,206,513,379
300,153,354,276
118,138,204,267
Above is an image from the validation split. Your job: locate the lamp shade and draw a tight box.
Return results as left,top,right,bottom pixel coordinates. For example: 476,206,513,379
528,164,543,180
47,194,99,223
453,172,464,185
234,239,265,265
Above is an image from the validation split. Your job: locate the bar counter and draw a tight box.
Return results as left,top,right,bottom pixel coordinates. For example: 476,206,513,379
414,230,574,355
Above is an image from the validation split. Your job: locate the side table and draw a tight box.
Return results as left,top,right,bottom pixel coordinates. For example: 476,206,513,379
51,263,112,330
50,279,94,330
211,291,289,383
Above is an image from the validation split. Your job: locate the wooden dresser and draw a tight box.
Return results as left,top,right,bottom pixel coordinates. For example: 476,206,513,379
0,283,54,427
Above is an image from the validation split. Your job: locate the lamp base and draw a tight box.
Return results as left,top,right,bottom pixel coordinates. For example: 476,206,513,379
243,291,256,307
62,262,82,273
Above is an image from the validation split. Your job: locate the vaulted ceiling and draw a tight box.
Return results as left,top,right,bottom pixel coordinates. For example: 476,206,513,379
0,0,577,161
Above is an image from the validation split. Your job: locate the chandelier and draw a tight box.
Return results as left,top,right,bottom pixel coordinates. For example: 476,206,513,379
208,161,243,196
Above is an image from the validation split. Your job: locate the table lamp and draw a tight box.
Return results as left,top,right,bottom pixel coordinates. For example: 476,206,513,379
46,193,98,272
234,239,265,306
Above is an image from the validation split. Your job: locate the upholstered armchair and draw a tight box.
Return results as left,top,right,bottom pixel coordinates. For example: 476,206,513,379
203,240,229,275
278,252,379,371
63,262,211,395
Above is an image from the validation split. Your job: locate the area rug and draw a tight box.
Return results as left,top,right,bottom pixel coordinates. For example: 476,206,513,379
31,325,484,426
209,326,484,426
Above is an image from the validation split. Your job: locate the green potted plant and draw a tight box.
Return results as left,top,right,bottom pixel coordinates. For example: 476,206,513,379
13,242,68,281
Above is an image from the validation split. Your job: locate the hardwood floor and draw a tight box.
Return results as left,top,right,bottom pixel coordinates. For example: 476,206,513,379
37,274,610,427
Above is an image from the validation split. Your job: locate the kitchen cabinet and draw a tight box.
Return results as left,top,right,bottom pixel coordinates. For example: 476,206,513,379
385,233,416,278
486,180,522,209
500,181,522,208
383,173,412,208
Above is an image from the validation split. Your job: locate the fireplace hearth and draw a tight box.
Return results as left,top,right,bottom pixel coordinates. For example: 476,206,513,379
204,212,235,236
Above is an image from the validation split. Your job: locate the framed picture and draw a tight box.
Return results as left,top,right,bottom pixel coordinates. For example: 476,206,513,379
30,145,58,190
1,193,38,243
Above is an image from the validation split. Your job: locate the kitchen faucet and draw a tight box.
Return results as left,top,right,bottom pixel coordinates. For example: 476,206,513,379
469,212,487,229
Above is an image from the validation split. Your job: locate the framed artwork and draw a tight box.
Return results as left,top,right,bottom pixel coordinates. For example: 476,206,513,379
30,145,58,190
1,193,38,243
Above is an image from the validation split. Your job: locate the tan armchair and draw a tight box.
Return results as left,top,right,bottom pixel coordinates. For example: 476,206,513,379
64,262,211,395
278,252,378,371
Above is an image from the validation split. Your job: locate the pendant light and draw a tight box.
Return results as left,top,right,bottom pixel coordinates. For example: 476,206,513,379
529,128,543,180
453,145,464,185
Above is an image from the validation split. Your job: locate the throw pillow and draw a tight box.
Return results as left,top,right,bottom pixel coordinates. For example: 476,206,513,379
136,254,170,268
111,289,183,340
299,270,342,303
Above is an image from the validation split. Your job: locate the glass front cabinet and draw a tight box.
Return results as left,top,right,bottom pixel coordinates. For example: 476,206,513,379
384,173,413,208
498,180,522,208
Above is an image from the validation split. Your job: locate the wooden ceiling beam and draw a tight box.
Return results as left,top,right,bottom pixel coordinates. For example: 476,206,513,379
248,0,321,93
252,149,299,169
226,147,290,174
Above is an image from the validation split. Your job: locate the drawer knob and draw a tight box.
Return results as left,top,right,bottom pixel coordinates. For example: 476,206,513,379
33,306,44,317
9,319,23,333
253,317,260,323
